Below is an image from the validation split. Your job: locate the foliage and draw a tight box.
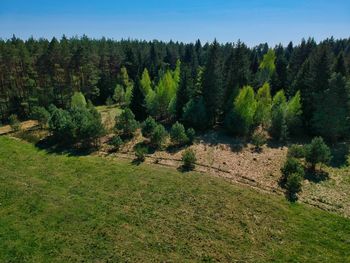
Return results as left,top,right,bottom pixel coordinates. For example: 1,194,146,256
285,91,302,135
259,49,276,74
115,108,139,138
134,145,148,162
48,99,104,147
109,135,123,151
113,67,134,107
141,116,158,138
150,124,168,149
305,137,332,171
251,127,267,150
1,37,350,145
270,90,287,141
8,114,21,132
186,128,196,144
48,108,74,143
287,144,305,159
202,40,224,125
254,82,272,128
285,173,303,201
140,68,152,96
227,85,256,136
145,60,180,119
71,92,87,108
170,121,189,146
31,106,50,128
312,73,350,142
280,157,305,187
181,148,197,170
182,97,209,131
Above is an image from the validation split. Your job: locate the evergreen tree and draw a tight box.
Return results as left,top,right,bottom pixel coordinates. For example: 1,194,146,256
223,41,251,111
202,40,224,125
312,73,350,141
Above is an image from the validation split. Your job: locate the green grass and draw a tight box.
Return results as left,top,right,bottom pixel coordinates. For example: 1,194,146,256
0,137,350,262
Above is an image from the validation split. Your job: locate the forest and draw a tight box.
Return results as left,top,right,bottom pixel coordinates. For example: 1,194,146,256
1,36,350,143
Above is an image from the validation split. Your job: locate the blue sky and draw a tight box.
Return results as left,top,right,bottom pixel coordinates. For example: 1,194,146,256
0,0,349,46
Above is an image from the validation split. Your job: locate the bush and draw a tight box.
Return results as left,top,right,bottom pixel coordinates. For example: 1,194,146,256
134,145,148,162
287,144,305,159
31,106,50,128
150,124,168,149
186,128,195,144
170,121,188,146
115,108,139,138
48,108,74,143
280,157,304,187
9,114,21,132
251,128,267,150
181,149,197,170
285,173,303,201
48,106,104,147
71,92,87,108
305,137,331,171
141,116,157,138
109,135,123,151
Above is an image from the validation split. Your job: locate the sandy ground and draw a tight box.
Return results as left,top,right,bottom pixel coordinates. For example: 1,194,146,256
100,130,287,195
99,130,350,217
0,120,39,135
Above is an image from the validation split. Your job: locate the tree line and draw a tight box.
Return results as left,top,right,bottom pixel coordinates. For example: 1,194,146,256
1,35,350,141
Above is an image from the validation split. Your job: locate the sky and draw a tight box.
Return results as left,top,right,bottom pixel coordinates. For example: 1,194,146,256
0,0,349,46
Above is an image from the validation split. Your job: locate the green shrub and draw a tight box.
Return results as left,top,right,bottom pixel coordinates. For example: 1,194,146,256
181,149,196,170
48,106,104,147
287,144,305,159
280,157,304,187
109,136,123,151
186,128,196,144
135,145,148,162
170,121,188,146
9,114,21,132
305,137,331,171
285,173,303,201
115,108,139,138
251,128,267,150
31,106,50,128
71,92,87,108
150,124,168,149
141,116,157,138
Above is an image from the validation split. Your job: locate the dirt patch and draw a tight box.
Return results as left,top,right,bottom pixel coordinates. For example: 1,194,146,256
0,120,39,135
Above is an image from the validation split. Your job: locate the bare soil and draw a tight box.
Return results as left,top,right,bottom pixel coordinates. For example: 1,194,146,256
0,120,39,135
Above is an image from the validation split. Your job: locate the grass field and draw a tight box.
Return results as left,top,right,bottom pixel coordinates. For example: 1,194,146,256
1,136,350,262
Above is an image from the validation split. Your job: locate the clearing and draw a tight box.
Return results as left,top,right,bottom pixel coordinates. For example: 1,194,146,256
1,136,350,262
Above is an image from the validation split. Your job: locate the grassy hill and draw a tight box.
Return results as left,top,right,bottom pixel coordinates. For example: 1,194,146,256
0,136,349,262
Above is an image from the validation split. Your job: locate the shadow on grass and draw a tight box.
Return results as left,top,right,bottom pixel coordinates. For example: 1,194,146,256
131,158,144,166
197,129,248,153
35,136,97,156
177,165,195,173
304,168,329,183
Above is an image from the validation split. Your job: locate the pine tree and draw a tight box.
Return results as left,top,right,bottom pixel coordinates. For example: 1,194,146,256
223,40,251,112
202,40,224,125
312,73,350,142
